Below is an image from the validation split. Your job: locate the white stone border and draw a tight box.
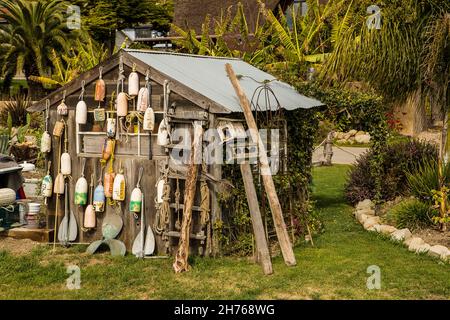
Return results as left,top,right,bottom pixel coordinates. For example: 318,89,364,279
354,199,450,263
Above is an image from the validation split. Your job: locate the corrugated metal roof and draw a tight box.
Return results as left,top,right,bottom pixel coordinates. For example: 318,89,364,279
125,49,323,113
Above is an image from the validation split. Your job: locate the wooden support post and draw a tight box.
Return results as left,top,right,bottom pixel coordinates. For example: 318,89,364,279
173,122,203,272
240,162,273,275
226,63,297,266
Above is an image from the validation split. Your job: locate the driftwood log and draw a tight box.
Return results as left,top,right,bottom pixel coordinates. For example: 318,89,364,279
173,122,203,272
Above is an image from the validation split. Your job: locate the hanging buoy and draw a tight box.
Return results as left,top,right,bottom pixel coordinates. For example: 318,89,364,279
128,66,139,96
95,67,106,102
60,125,71,176
84,174,96,229
41,101,52,153
41,131,52,153
157,121,169,146
113,165,125,202
93,181,105,213
54,173,65,195
156,178,165,203
137,87,149,112
57,101,68,116
76,100,87,125
117,92,128,117
106,118,117,138
129,167,144,213
143,107,155,132
74,159,88,206
52,120,65,138
41,161,53,204
101,139,115,162
104,172,115,198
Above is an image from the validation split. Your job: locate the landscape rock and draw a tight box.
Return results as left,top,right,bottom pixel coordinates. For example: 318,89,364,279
406,237,425,252
355,131,366,136
355,134,371,144
363,216,381,230
440,249,450,262
374,224,397,235
337,139,347,144
357,213,370,224
348,129,358,137
415,243,431,254
391,228,412,242
356,199,374,211
428,245,449,259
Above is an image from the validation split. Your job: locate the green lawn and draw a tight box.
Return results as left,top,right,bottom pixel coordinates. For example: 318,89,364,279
0,165,448,299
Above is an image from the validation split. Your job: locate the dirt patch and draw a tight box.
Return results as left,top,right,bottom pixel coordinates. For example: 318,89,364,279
0,237,42,255
413,228,450,248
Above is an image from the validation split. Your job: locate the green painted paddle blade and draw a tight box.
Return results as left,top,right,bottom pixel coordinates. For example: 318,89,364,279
86,240,103,255
105,239,126,257
102,213,123,240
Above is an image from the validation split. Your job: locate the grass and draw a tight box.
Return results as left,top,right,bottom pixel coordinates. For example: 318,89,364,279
0,165,449,300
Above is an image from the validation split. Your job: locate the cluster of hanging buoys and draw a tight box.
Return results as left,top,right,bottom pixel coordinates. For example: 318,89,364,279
76,80,87,125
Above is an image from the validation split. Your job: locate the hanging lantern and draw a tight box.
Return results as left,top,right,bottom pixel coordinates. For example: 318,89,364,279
117,92,128,117
128,66,139,96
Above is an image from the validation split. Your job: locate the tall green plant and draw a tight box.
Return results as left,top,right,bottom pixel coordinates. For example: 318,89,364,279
0,0,77,96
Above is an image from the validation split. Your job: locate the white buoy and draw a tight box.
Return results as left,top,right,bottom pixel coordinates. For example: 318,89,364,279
76,100,87,124
53,173,65,195
60,152,71,176
137,87,149,112
143,107,155,132
129,167,144,213
128,71,140,96
112,167,126,202
84,173,96,229
75,159,88,206
40,131,52,153
41,161,53,200
117,92,128,117
156,179,165,204
157,121,169,146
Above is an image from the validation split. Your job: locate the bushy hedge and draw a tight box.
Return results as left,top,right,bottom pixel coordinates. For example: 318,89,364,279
345,139,438,205
295,82,385,132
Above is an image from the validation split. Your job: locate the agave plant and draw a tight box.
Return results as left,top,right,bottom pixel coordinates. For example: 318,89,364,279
0,94,31,127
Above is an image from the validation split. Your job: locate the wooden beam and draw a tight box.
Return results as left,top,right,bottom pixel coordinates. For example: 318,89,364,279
225,63,297,267
240,162,273,275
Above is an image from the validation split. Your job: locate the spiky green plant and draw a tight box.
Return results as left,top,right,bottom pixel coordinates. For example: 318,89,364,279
0,94,31,127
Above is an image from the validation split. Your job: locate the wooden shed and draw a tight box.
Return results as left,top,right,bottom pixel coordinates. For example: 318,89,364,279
28,49,322,256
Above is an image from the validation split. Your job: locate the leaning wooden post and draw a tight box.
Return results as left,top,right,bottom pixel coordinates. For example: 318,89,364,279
240,162,273,275
173,121,203,272
226,63,297,266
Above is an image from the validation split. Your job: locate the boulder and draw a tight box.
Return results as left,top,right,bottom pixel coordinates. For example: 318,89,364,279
335,132,344,140
428,245,449,259
357,213,370,224
355,134,371,144
391,228,412,242
415,243,431,254
368,224,380,232
440,249,450,262
355,131,366,136
348,129,358,137
363,216,381,230
337,139,347,144
356,199,374,211
406,237,425,252
374,224,397,235
355,207,375,217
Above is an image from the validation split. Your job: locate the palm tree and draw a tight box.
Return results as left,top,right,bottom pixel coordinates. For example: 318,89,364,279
0,0,76,98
